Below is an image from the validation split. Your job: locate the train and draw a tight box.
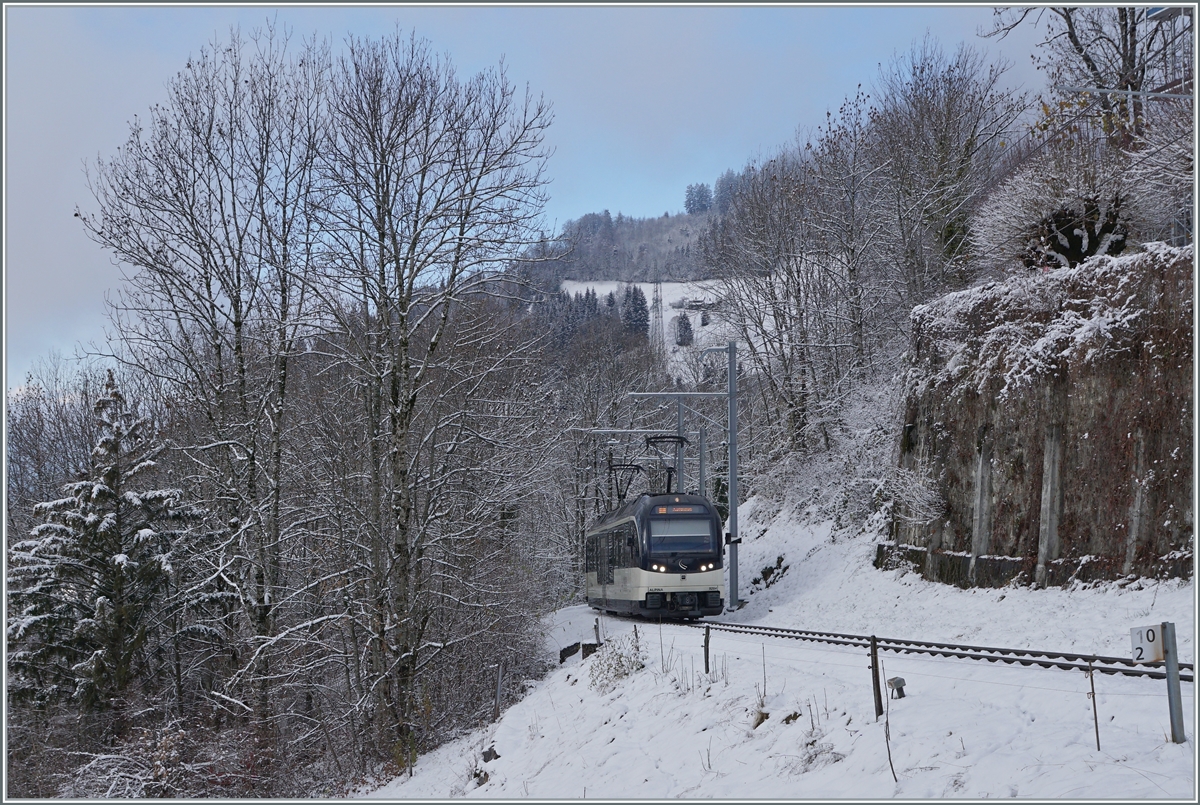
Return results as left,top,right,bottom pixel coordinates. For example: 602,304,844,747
584,492,725,618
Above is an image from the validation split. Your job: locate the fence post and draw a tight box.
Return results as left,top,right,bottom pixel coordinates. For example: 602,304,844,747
704,625,711,675
493,660,504,722
870,635,884,720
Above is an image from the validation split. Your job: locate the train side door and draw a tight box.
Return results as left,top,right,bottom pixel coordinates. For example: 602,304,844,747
598,531,608,604
618,522,637,599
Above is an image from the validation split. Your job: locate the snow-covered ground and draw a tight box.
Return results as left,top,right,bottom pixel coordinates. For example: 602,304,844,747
363,500,1196,800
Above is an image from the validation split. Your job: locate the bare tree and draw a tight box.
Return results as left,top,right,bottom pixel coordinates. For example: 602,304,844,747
806,89,892,376
988,7,1191,142
1125,96,1194,244
79,24,330,735
871,37,1026,305
5,354,106,543
701,154,831,454
311,30,551,758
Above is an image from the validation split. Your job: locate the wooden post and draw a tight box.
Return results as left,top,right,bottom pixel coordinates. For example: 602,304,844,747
1163,622,1186,743
704,625,711,674
593,618,601,646
493,660,504,722
870,635,884,720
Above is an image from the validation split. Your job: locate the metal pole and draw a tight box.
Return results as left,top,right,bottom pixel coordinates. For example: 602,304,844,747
698,425,707,497
676,399,685,493
607,446,614,508
1163,621,1186,743
870,635,884,720
1087,660,1101,751
727,341,739,612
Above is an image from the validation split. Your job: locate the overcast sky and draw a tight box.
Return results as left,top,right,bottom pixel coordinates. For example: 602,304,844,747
3,4,1048,389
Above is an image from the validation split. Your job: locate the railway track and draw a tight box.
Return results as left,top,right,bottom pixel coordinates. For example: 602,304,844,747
684,620,1195,682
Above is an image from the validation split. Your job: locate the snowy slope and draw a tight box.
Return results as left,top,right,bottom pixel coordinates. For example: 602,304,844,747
363,502,1196,800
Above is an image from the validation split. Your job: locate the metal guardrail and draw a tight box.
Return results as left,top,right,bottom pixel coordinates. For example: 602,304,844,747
685,621,1195,682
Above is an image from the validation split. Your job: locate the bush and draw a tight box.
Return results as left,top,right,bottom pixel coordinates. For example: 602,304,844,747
587,631,646,694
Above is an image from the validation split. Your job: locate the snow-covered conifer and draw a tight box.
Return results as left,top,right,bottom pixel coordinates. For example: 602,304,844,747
621,286,650,339
685,183,713,214
673,313,694,346
7,371,197,712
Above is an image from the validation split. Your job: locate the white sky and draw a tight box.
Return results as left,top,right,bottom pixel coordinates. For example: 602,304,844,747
2,3,1048,389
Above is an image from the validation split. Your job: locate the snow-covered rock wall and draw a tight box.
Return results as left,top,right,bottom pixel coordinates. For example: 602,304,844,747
892,244,1192,585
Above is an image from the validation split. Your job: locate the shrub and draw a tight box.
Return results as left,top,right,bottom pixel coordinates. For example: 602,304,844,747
587,631,646,694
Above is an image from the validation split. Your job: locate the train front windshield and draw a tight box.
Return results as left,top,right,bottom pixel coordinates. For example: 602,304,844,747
648,517,716,554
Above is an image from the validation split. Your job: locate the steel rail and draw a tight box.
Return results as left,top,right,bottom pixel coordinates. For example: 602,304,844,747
686,621,1194,682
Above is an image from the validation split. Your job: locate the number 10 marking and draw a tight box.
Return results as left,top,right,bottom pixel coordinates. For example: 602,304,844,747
1131,625,1165,663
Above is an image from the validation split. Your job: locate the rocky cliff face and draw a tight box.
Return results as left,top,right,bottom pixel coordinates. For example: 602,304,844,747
891,244,1192,585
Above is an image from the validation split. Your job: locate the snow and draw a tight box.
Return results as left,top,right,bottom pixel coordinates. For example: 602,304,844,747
362,500,1196,800
910,245,1191,402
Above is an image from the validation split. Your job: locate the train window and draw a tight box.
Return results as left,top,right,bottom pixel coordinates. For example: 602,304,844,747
648,517,715,554
616,523,631,565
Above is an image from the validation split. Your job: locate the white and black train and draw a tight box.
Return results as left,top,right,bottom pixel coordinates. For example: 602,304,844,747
585,493,725,618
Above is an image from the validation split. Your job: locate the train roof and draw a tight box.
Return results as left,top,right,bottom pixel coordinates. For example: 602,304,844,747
587,492,716,531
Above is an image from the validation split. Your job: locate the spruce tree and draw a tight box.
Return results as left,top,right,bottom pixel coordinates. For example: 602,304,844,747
7,372,197,714
621,286,650,340
674,313,694,346
685,183,713,214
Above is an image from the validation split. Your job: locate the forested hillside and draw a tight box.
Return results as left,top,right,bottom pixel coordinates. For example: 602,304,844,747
5,8,1193,798
522,208,712,289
